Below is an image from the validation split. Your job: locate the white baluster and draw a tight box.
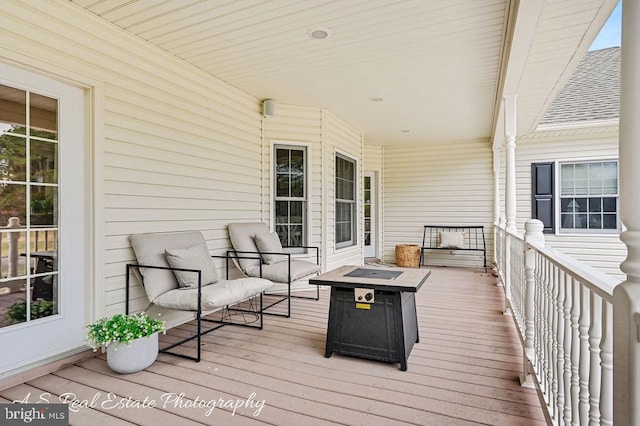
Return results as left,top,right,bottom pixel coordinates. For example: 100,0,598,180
578,286,591,423
570,278,580,425
545,260,554,406
600,302,613,426
550,263,560,421
563,275,573,424
588,294,603,425
504,232,513,316
556,267,567,424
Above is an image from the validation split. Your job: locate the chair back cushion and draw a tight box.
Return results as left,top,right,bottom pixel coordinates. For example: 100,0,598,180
254,231,284,264
165,244,219,289
227,222,270,272
129,231,212,302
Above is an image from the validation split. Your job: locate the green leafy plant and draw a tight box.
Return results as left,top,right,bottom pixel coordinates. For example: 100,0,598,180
6,299,54,322
86,313,165,351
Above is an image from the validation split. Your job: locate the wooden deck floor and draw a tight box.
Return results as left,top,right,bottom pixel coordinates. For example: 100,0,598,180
0,267,547,425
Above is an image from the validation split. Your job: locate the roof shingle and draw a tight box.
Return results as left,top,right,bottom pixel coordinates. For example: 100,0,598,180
540,47,620,126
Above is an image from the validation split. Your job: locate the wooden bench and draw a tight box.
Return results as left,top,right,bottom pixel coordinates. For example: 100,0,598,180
420,225,487,271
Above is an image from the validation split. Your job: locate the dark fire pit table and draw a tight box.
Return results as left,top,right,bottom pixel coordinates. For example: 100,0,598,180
309,265,431,371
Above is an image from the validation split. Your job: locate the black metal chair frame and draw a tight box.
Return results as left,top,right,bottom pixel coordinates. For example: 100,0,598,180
220,246,320,318
419,225,487,272
125,255,265,363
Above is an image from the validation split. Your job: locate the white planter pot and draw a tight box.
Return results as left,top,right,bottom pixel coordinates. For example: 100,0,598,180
106,332,159,374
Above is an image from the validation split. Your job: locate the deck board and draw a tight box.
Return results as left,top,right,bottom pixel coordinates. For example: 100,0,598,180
0,266,548,425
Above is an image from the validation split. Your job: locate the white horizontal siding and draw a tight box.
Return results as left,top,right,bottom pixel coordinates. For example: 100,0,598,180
514,129,625,278
383,140,494,269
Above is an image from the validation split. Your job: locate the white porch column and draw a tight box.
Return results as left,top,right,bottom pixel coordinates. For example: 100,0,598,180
493,146,501,279
614,1,640,424
504,94,517,233
502,95,517,315
493,146,501,225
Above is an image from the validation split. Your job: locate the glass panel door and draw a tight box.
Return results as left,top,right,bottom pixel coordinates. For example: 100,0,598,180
0,62,86,374
364,172,376,258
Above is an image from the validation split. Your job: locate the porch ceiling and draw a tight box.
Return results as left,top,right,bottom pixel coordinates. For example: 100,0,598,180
70,0,616,146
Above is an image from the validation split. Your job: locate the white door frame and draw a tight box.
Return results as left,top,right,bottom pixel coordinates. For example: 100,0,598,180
364,171,377,258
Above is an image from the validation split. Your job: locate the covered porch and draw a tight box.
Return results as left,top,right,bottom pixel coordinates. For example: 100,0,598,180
0,266,547,425
1,0,640,424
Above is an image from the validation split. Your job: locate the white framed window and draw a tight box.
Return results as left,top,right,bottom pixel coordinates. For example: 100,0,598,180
559,160,618,232
273,144,307,247
335,153,356,249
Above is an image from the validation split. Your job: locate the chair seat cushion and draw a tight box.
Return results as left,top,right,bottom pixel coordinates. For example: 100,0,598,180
247,260,320,283
153,278,273,311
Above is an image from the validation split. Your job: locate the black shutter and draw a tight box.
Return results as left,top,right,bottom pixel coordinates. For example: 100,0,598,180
531,162,554,233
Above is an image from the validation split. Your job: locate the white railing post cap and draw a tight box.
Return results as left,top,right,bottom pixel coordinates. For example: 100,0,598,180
524,219,545,244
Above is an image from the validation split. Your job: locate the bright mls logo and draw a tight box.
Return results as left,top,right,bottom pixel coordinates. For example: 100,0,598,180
1,404,68,425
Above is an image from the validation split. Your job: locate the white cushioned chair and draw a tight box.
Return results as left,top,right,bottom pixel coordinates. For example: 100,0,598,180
127,231,273,362
227,222,321,318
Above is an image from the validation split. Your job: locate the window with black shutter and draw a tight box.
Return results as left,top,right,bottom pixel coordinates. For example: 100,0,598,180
531,162,555,233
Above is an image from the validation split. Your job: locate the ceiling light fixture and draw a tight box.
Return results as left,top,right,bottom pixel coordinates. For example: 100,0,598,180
307,27,331,40
401,129,411,133
370,97,384,102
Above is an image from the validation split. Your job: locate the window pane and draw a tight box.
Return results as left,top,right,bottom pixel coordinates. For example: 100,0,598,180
276,225,288,246
0,84,26,136
0,282,27,328
30,140,57,183
0,230,28,277
290,201,302,224
276,149,289,173
29,229,58,256
588,163,603,195
574,179,588,195
29,92,57,140
588,214,602,229
603,178,617,194
275,201,288,223
290,225,303,247
0,184,27,225
561,213,574,228
276,175,289,197
588,198,602,212
30,279,57,317
0,135,26,182
603,197,616,212
290,150,303,174
30,186,57,227
603,214,617,229
291,173,303,197
575,214,587,229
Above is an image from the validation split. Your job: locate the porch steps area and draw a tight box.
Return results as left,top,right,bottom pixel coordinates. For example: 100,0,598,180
0,267,547,425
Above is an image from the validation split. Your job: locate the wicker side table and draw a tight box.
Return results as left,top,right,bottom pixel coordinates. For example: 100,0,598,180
395,244,421,268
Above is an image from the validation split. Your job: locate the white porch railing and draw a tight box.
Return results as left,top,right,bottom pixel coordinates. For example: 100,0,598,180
495,220,621,425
